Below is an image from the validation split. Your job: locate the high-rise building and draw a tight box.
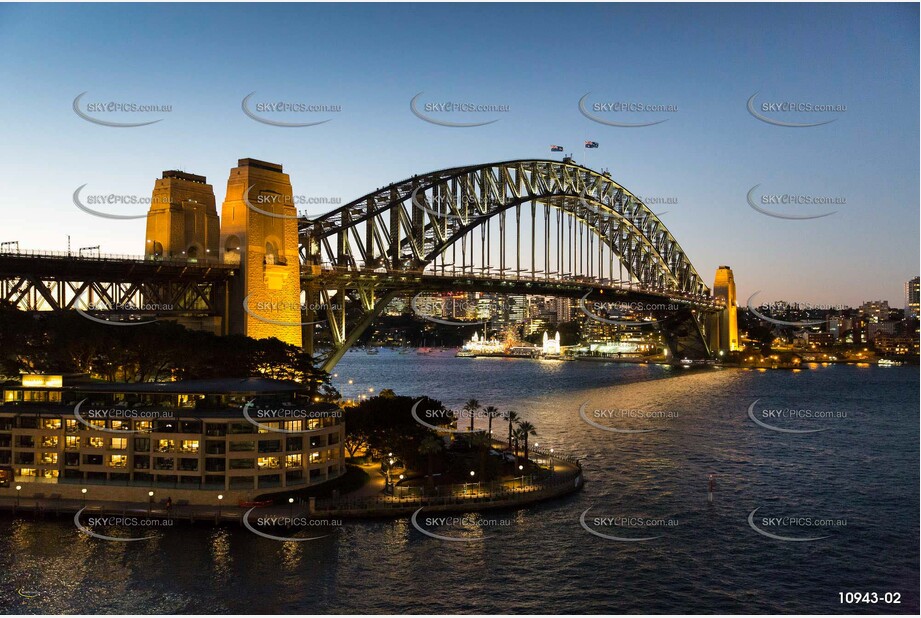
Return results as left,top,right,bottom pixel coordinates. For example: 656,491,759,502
859,300,890,323
555,297,572,322
905,277,920,319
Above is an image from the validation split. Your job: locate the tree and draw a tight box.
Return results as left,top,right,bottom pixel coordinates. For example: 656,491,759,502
483,405,500,442
512,427,524,456
346,394,450,468
517,420,537,465
503,410,520,450
418,435,443,489
463,398,480,432
469,430,492,482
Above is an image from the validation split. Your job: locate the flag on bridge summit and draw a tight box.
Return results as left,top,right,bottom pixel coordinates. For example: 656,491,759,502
584,141,599,149
550,145,564,152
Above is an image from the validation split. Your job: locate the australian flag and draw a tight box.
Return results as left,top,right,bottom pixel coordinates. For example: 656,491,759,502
550,145,564,152
584,141,599,149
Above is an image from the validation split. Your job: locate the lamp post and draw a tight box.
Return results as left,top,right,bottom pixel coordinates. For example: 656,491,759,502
217,494,223,519
549,448,555,473
469,470,476,495
288,497,295,518
15,485,21,507
398,474,404,498
81,487,87,507
386,452,394,493
148,490,154,515
518,465,524,489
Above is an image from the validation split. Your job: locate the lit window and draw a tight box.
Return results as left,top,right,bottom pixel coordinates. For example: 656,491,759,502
87,437,104,448
110,438,128,450
157,439,175,452
257,457,280,469
180,440,199,453
109,455,128,468
285,453,302,468
65,436,80,449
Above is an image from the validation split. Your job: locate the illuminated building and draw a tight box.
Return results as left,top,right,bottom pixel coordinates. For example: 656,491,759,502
0,375,343,504
859,300,890,323
542,331,561,355
905,277,920,319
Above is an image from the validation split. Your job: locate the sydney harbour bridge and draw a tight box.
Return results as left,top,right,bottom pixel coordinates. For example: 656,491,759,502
0,158,733,372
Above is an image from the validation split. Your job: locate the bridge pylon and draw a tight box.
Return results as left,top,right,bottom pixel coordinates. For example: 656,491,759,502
708,265,740,354
144,170,220,261
220,158,302,347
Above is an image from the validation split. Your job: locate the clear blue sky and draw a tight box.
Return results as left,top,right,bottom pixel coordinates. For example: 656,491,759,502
0,3,917,306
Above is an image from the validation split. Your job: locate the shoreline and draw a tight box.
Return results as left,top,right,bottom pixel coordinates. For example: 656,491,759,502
0,458,584,526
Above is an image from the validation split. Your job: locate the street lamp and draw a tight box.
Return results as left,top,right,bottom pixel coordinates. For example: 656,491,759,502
398,474,404,498
519,465,524,489
15,485,21,507
289,496,295,518
549,448,555,473
81,487,87,507
469,470,476,495
217,494,223,519
148,490,154,515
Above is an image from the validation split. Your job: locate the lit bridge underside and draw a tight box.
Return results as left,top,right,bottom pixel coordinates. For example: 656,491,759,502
300,159,722,370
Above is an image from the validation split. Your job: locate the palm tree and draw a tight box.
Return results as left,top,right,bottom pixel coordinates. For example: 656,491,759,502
463,399,480,432
503,410,520,451
512,427,524,457
469,430,491,484
483,405,500,444
517,421,537,466
418,436,443,491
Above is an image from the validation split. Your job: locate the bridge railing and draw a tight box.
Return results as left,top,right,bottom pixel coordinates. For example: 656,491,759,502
0,248,232,268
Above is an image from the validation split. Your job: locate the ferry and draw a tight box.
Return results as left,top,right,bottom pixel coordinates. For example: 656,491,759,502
878,359,903,367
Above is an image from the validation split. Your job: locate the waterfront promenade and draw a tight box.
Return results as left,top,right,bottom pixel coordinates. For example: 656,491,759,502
0,451,583,526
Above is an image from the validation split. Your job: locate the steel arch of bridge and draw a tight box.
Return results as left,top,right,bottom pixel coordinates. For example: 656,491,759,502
298,160,716,370
300,159,707,296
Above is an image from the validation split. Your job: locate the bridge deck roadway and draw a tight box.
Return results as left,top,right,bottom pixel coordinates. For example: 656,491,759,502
303,268,725,312
0,252,237,281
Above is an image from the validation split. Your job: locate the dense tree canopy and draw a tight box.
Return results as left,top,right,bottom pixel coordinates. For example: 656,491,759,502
0,303,333,395
343,393,454,469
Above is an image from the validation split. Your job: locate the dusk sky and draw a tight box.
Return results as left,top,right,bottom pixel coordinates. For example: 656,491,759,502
0,3,916,307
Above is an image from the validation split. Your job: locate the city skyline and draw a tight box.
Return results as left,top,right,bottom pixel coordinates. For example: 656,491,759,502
0,3,917,307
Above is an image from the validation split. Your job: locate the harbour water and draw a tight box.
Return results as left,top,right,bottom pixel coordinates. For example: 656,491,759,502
1,351,917,614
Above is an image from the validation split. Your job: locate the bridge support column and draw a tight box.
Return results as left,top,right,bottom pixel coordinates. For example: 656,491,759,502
219,158,302,347
660,309,712,361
